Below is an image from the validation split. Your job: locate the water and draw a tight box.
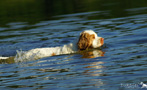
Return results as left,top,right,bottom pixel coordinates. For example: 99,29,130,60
0,0,147,90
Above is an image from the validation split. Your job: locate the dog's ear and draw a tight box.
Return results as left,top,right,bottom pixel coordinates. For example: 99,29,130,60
77,32,95,50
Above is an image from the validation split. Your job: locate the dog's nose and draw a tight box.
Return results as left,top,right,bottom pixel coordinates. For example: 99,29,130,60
100,37,104,45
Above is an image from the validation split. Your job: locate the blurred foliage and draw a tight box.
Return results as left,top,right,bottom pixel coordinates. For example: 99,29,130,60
0,0,147,26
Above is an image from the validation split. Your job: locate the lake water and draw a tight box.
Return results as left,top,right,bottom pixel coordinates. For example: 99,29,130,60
0,0,147,90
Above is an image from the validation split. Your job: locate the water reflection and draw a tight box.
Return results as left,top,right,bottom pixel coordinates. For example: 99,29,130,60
82,61,105,87
84,61,104,76
36,49,105,88
80,49,105,58
79,49,105,88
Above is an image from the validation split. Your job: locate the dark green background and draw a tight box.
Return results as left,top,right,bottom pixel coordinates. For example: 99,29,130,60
0,0,147,26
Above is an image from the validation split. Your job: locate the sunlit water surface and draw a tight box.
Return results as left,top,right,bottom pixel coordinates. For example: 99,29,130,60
0,8,147,90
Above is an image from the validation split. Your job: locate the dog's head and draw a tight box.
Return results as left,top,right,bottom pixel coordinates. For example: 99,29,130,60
77,30,104,50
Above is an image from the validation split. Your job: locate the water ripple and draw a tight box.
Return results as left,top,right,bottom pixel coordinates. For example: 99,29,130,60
0,8,147,90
